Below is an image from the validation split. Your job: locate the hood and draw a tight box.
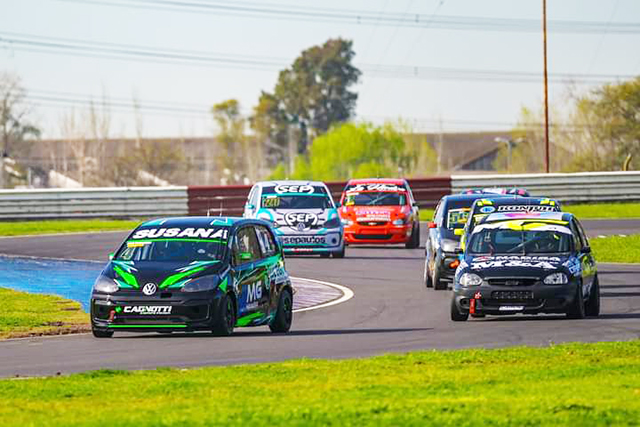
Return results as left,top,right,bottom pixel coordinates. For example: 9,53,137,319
258,208,337,231
107,260,223,290
463,254,570,278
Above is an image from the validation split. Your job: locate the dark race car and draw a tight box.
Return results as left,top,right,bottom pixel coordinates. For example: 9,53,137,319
460,187,530,196
91,217,293,337
459,196,562,252
450,212,600,321
424,193,509,290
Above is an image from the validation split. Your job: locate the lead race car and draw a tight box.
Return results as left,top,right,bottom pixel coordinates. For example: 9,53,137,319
244,180,345,258
91,217,293,337
450,212,600,321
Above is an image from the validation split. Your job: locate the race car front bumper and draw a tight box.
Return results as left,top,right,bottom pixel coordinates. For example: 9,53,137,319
452,280,579,315
344,222,412,244
278,230,343,254
90,289,224,333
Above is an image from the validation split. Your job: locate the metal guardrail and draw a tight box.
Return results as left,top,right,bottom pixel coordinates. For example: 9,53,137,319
0,187,188,220
451,171,640,203
0,172,638,220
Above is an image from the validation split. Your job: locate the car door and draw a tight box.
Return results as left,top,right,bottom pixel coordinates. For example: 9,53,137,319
573,218,596,297
254,225,285,314
232,226,269,322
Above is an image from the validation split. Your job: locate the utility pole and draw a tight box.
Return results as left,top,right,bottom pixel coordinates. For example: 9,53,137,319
287,123,296,178
543,0,550,173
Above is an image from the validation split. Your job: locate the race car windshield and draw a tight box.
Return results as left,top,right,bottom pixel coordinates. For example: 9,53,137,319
344,192,405,206
116,240,225,262
468,228,572,255
261,195,332,209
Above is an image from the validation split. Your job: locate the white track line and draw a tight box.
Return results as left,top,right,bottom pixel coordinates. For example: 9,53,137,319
291,277,354,313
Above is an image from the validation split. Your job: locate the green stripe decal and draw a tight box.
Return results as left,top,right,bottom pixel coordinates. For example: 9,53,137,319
236,312,263,327
113,265,139,288
107,325,187,328
219,276,228,292
160,267,206,289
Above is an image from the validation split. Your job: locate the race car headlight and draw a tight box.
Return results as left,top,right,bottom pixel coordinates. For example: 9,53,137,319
324,217,341,228
392,217,408,226
459,273,483,287
182,275,218,292
544,272,568,285
93,275,118,293
442,239,459,253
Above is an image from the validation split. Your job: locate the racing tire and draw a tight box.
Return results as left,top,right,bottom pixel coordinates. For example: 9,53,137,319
585,276,601,317
92,328,114,338
405,223,420,249
332,247,345,259
320,253,331,258
212,293,236,336
566,283,586,319
450,299,469,322
269,288,293,333
433,265,447,291
423,257,433,288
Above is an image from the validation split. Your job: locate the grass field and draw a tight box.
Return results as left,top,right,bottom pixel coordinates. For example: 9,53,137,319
0,288,89,339
0,220,140,237
591,234,640,263
0,340,639,426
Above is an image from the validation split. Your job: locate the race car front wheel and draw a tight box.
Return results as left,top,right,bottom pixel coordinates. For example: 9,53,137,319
332,247,345,258
212,293,236,336
566,282,586,319
270,288,293,333
450,298,469,322
585,276,600,317
92,327,114,338
405,223,420,249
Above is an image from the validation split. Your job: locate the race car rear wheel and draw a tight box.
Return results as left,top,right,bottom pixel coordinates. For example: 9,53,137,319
92,328,114,338
269,288,293,333
450,298,469,322
585,276,600,317
405,223,420,249
566,282,586,319
212,293,236,336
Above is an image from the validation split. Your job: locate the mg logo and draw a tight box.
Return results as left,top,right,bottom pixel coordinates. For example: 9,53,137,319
142,283,157,296
247,282,263,303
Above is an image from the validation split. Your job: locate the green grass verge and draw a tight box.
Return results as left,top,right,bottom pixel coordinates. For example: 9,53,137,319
419,209,435,221
563,202,640,219
0,288,89,339
0,220,140,237
1,341,639,425
590,234,640,263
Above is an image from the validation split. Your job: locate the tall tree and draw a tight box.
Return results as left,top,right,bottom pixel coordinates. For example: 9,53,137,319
0,72,40,188
272,38,361,155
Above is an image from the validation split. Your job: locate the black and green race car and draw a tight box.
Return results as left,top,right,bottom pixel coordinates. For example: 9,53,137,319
91,217,293,337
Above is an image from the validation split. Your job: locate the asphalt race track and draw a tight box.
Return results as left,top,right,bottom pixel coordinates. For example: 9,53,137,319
0,221,639,377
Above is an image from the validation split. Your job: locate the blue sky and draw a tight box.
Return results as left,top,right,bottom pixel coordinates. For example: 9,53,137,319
2,0,639,138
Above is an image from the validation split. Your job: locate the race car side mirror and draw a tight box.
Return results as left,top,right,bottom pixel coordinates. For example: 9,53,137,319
454,229,464,236
582,246,591,254
428,221,437,229
246,203,255,210
108,252,114,260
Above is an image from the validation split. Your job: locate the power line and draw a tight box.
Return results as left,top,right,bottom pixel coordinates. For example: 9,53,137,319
57,0,640,34
1,32,635,84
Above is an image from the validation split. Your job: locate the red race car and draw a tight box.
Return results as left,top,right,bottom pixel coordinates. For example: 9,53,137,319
338,178,420,248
